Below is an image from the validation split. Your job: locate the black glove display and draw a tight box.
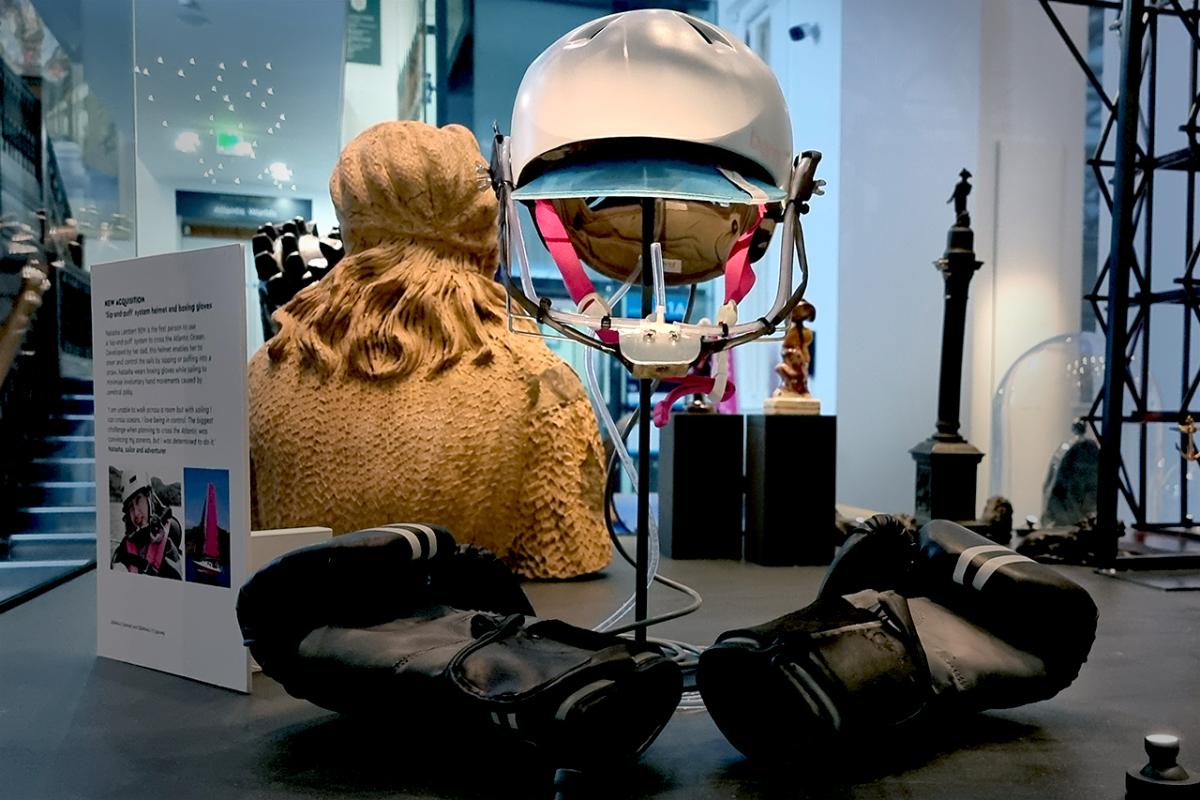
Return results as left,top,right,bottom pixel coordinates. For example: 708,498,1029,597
237,525,682,766
698,516,1099,763
253,219,345,340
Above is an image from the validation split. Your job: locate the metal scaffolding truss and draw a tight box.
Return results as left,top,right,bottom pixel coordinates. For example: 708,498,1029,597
1041,0,1200,559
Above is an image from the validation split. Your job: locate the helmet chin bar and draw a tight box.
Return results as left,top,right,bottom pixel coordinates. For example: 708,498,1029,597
493,134,823,377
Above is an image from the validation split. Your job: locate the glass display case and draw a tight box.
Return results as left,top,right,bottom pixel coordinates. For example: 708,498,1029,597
990,330,1168,528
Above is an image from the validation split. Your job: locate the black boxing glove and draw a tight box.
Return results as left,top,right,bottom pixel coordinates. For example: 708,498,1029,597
237,524,682,766
699,517,1098,764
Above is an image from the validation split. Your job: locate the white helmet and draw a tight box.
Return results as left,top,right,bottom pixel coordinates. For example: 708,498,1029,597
121,472,153,507
492,9,824,382
510,10,793,200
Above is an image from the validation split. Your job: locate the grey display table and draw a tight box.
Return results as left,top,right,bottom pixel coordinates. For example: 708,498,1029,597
3,547,1197,799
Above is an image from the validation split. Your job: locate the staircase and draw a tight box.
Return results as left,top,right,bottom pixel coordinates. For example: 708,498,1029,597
0,378,97,611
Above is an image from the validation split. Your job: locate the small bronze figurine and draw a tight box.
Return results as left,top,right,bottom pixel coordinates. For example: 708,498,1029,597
776,301,816,396
764,300,820,414
1179,416,1199,462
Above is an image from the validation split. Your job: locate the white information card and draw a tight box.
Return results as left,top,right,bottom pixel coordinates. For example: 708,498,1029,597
91,244,251,692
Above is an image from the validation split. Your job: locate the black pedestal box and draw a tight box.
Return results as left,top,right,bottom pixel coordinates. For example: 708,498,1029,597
658,412,744,559
745,414,837,566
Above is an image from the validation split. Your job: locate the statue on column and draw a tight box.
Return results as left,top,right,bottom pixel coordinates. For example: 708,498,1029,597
949,168,972,227
764,300,820,415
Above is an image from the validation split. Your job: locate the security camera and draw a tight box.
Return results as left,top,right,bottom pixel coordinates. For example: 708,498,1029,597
788,23,820,43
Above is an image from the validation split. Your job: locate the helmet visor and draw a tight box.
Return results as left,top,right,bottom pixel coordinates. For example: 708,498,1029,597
512,156,786,204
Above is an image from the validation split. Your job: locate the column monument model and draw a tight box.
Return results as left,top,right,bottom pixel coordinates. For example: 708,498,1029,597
910,170,985,525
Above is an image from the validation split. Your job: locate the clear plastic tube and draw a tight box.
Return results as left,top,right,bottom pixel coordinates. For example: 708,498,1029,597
650,242,667,317
583,345,659,633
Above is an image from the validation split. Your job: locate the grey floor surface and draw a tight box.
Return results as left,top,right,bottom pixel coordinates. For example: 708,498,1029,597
2,543,1198,799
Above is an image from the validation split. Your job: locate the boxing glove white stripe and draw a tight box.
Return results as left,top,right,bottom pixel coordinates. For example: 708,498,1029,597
387,527,424,558
408,524,438,558
380,523,439,559
952,545,1012,585
971,553,1034,591
389,523,438,558
555,679,616,721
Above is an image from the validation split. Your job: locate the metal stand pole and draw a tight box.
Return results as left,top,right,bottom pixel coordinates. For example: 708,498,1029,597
634,198,655,643
1097,0,1144,562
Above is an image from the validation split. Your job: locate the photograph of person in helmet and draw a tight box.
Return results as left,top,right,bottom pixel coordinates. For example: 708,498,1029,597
109,468,184,580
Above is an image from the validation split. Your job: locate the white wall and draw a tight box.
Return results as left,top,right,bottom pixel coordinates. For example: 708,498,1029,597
715,0,1097,516
341,0,423,146
969,0,1087,519
718,0,842,415
836,0,983,512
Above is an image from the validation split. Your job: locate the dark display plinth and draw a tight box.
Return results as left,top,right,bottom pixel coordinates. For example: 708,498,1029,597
910,437,984,525
658,411,744,559
745,413,836,566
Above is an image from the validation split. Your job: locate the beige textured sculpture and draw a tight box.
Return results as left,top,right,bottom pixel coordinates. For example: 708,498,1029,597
247,121,611,578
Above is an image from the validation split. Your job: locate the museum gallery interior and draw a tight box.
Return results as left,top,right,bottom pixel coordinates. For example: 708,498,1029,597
1,1,1199,798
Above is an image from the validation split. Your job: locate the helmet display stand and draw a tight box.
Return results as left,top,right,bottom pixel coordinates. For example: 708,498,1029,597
492,8,828,641
632,197,654,641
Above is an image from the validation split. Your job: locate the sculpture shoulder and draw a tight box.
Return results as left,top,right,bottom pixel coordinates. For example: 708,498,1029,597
502,336,590,411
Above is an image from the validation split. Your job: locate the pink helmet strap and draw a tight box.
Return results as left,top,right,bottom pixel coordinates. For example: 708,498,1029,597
723,204,765,306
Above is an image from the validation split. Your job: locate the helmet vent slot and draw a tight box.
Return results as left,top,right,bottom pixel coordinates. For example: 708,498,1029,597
569,19,609,45
683,18,731,47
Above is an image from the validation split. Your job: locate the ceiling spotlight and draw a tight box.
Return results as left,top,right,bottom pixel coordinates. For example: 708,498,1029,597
290,184,296,191
267,128,274,135
256,174,263,180
237,122,243,129
133,65,141,74
251,140,258,147
268,161,292,182
142,67,150,76
161,120,168,127
222,94,229,102
198,157,205,164
274,122,281,130
211,85,217,92
244,91,251,98
174,130,200,152
241,59,248,68
260,101,267,108
188,57,196,65
208,114,214,121
156,56,164,64
216,74,223,82
227,104,235,111
194,94,201,102
217,162,224,170
234,177,241,184
218,61,225,70
177,68,185,77
265,62,272,70
211,178,217,184
147,94,155,102
278,113,286,121
251,78,258,86
266,87,273,95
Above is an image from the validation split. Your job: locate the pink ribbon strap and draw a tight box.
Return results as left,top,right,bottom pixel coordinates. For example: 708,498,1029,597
723,205,765,306
653,375,736,428
533,200,617,344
